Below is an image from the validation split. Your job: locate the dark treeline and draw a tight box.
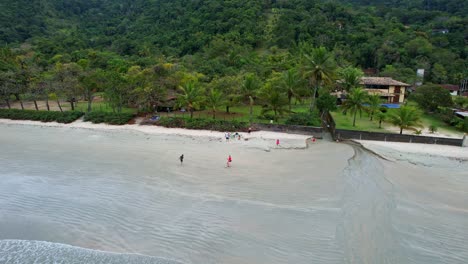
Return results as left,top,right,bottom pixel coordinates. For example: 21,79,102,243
0,0,466,115
1,0,466,84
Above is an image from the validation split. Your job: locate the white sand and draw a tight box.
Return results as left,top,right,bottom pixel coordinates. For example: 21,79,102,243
358,140,468,160
1,120,468,263
0,118,310,142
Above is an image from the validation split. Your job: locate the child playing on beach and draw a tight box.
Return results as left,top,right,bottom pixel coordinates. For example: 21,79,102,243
226,155,232,168
179,154,184,164
276,139,280,146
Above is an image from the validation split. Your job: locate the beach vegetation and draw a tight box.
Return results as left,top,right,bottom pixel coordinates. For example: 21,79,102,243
284,112,321,127
410,84,453,112
0,0,466,135
155,117,248,131
338,67,363,92
206,89,226,119
453,96,467,109
0,109,83,123
300,45,336,111
83,111,135,125
340,88,369,127
388,106,424,135
258,82,289,122
316,93,338,113
376,112,386,129
281,68,305,111
177,81,206,119
366,94,383,121
240,73,262,123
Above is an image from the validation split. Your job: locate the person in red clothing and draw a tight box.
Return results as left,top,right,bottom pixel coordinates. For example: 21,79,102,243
276,139,280,146
226,155,232,167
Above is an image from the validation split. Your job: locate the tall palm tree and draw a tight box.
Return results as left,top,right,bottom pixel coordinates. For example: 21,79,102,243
282,68,303,111
302,46,336,111
367,94,382,121
241,73,261,123
259,84,289,122
338,66,363,91
341,88,368,127
376,111,386,128
388,106,423,134
206,89,225,119
177,81,205,118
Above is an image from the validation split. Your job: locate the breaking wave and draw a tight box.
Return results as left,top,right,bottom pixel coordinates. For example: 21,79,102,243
0,240,185,264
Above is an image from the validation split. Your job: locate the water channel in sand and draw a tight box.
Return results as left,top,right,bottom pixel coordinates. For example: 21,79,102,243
0,123,467,264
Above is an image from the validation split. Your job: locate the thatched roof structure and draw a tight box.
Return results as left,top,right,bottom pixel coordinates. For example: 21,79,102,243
360,77,410,87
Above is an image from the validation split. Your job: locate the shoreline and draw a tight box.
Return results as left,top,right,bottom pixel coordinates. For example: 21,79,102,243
0,118,312,141
356,140,468,165
1,118,466,160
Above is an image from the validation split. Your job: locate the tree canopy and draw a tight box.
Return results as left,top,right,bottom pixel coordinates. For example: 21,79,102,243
0,0,465,84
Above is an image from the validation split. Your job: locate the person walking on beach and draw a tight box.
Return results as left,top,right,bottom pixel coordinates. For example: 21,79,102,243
179,154,184,165
276,139,280,146
226,155,232,168
225,132,230,142
248,127,252,134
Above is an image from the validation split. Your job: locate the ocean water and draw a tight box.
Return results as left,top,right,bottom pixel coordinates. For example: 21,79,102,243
0,123,467,264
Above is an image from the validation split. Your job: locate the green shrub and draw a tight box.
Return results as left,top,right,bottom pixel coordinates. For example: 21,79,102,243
429,124,438,133
0,109,83,123
435,108,454,124
284,112,321,126
258,112,275,121
379,107,388,113
84,112,135,125
155,117,248,131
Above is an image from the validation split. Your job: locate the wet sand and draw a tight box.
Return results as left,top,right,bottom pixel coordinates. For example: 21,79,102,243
0,121,467,264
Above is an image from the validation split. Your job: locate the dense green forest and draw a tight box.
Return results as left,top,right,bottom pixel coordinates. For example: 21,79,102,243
0,0,467,128
1,0,466,82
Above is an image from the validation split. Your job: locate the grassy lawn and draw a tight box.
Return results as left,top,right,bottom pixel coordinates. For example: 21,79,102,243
418,113,464,135
331,108,394,132
157,102,312,125
332,106,464,136
75,101,137,114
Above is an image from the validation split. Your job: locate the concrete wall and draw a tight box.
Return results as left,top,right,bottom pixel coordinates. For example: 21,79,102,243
253,124,463,147
335,129,463,147
253,123,323,138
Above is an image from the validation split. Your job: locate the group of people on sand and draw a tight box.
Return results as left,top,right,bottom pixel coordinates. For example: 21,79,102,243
178,128,316,168
224,131,242,141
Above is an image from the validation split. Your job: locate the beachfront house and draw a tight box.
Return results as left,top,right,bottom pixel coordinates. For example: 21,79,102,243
360,77,410,103
440,84,459,96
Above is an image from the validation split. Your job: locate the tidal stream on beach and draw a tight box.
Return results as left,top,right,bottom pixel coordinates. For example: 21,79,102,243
0,123,467,264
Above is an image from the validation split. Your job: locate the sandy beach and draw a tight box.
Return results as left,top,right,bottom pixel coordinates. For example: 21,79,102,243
1,119,467,264
0,118,312,146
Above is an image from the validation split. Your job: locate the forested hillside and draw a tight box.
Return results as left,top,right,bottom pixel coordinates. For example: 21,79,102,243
1,0,466,84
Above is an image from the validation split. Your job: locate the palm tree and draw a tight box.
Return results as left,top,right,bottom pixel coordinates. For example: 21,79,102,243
177,81,205,118
338,66,363,91
206,89,225,119
0,71,13,109
388,106,423,134
367,94,382,121
281,68,303,111
259,84,289,122
341,88,368,127
241,73,261,123
301,46,336,111
376,111,386,128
